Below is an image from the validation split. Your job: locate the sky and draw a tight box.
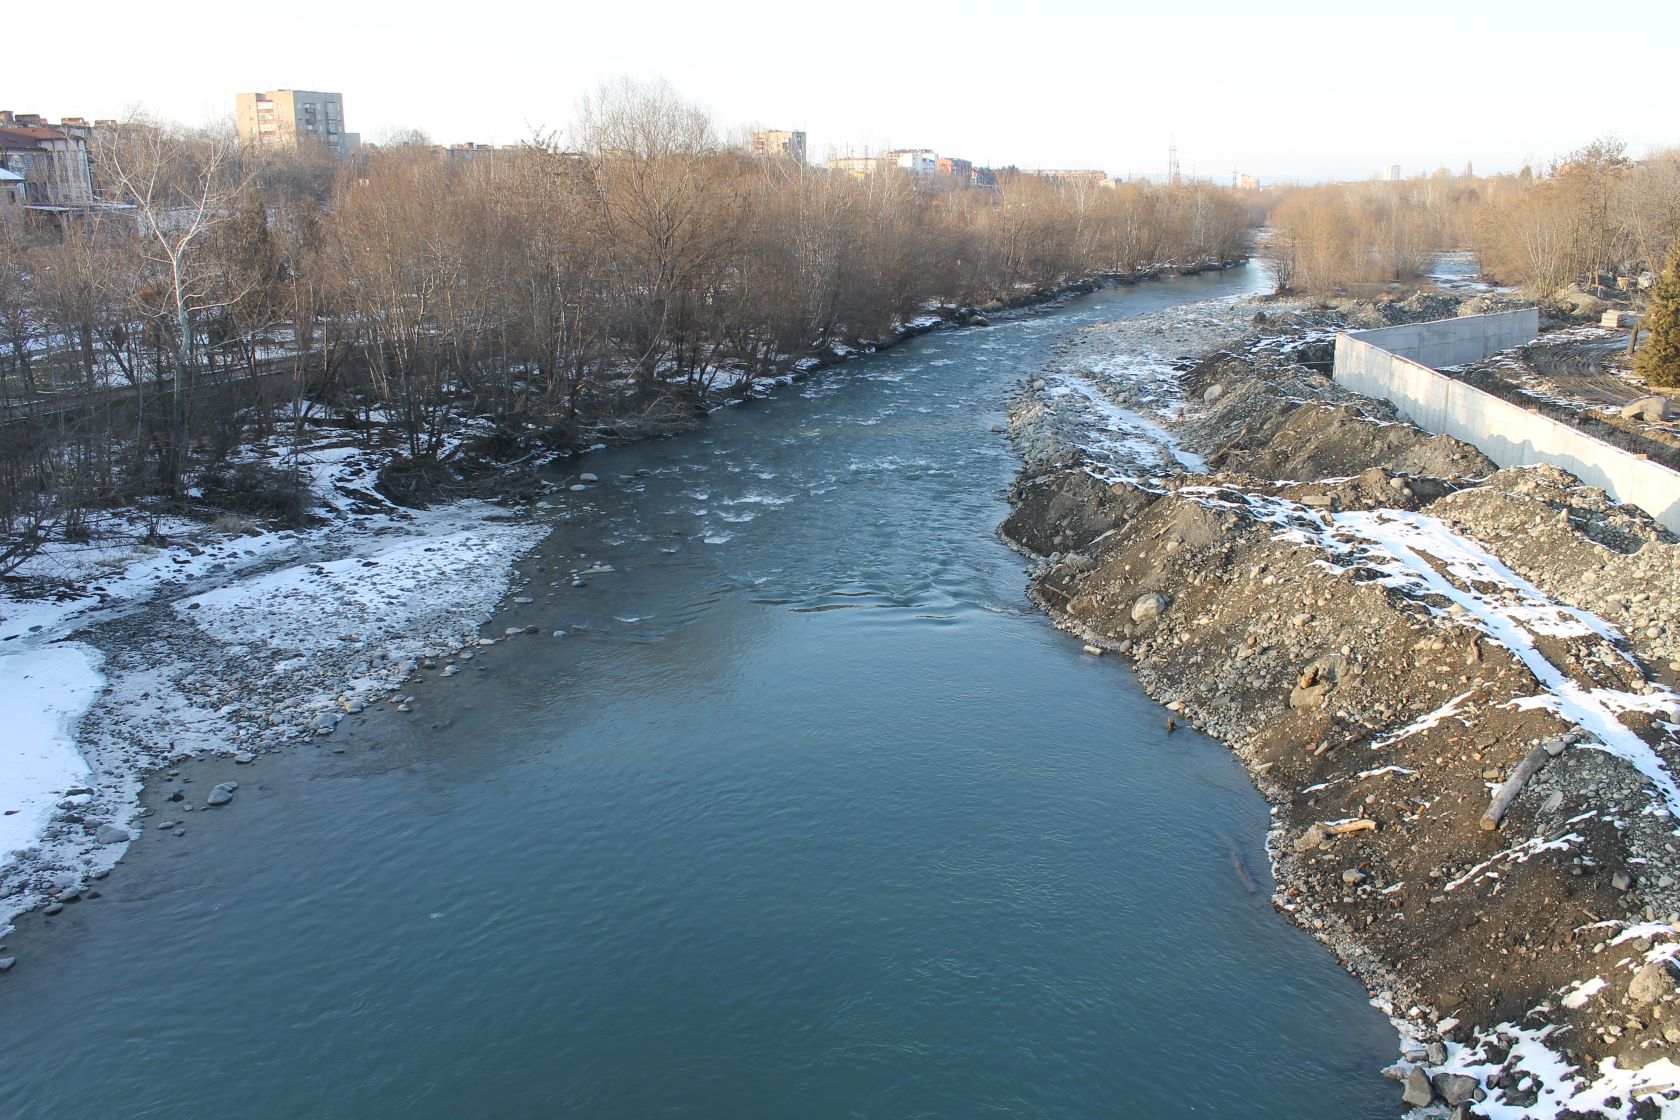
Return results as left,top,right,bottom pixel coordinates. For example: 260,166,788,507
5,0,1677,183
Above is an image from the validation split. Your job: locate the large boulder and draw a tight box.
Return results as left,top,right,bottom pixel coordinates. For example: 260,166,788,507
1431,1072,1480,1107
1629,961,1677,1006
1130,592,1168,624
1551,285,1611,319
1401,1066,1434,1108
1620,395,1672,423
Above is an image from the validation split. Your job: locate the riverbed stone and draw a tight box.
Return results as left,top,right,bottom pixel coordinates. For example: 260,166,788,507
94,824,129,845
205,782,238,807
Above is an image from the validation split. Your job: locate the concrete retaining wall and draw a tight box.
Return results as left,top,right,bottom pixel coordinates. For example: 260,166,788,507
1333,312,1680,534
1343,308,1540,370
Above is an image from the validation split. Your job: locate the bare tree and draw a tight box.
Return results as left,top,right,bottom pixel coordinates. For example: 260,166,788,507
98,117,255,492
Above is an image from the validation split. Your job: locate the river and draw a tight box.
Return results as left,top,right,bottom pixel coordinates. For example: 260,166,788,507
0,264,1401,1118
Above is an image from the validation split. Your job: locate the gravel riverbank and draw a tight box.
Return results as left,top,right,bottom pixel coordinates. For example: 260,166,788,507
1001,294,1680,1118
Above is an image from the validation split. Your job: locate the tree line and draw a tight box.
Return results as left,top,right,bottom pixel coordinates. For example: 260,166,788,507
1263,138,1680,301
0,80,1253,567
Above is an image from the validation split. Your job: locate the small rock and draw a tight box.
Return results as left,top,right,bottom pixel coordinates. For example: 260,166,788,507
579,473,599,483
1342,868,1368,886
43,902,64,916
1293,824,1328,854
0,957,14,972
1426,1042,1448,1065
205,782,238,807
1612,871,1632,891
233,751,255,764
94,824,129,845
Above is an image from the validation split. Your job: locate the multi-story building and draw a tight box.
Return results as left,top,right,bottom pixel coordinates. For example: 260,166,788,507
750,130,806,165
236,90,357,156
936,156,972,183
0,113,96,206
889,149,937,177
1235,173,1261,191
1025,168,1108,185
829,153,888,179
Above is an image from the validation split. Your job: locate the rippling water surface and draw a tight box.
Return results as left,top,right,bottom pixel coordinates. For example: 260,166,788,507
0,266,1399,1118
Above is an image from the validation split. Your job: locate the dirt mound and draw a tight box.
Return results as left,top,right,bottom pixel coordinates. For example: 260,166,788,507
1002,292,1680,1115
1006,470,1680,1092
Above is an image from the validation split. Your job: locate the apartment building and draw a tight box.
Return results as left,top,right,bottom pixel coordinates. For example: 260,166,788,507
750,130,806,165
0,113,96,206
236,90,358,156
889,149,937,177
829,154,888,179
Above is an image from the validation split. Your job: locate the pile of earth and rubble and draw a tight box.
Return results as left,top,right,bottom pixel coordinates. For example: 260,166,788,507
1002,290,1680,1117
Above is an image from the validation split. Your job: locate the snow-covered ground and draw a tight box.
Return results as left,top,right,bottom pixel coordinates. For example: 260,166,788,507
1014,296,1283,485
0,430,553,928
0,645,103,861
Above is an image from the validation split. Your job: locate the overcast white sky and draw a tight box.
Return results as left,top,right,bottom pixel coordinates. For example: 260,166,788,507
6,0,1675,182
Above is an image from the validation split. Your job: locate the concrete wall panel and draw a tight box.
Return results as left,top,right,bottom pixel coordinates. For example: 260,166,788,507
1332,313,1680,535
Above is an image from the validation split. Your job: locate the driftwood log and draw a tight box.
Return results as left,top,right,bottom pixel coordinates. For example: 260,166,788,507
1481,746,1551,831
1324,818,1378,836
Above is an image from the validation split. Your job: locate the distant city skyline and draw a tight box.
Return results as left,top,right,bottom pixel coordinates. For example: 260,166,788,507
6,0,1677,183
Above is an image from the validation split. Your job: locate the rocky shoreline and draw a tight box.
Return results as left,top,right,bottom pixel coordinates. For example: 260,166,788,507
999,294,1680,1117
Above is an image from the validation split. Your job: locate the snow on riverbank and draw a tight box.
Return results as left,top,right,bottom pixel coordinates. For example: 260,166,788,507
0,435,554,927
1200,488,1680,822
1010,296,1289,482
0,645,103,860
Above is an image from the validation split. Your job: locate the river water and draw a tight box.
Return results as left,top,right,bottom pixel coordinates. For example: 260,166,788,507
0,265,1400,1118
